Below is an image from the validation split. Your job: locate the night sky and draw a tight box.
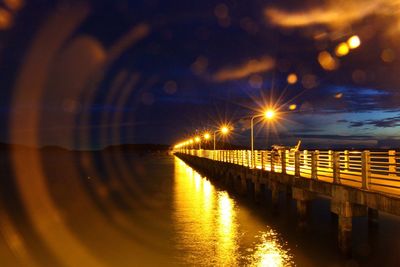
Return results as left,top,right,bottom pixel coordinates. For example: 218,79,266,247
1,0,400,149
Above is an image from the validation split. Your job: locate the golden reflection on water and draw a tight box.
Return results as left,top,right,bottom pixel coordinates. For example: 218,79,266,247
173,158,294,266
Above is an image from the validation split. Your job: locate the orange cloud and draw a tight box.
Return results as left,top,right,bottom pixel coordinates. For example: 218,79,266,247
213,56,275,82
265,0,400,30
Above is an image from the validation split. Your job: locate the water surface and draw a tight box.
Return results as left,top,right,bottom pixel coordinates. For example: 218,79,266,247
2,150,400,266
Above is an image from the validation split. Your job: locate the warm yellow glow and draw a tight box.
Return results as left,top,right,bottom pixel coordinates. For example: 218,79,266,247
335,42,349,57
173,158,237,266
286,73,298,84
318,51,338,71
250,231,294,266
216,191,237,265
334,92,343,99
289,104,297,110
173,158,293,266
264,109,275,120
189,139,194,144
204,133,211,140
213,56,275,82
347,35,361,49
220,126,230,134
195,136,201,143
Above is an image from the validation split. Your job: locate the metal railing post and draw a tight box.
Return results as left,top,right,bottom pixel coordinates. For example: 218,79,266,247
328,150,333,168
261,151,265,170
295,151,300,177
389,150,396,176
304,150,308,167
332,151,340,184
271,150,275,172
253,150,256,169
281,150,286,174
343,150,349,170
361,150,370,189
311,150,318,180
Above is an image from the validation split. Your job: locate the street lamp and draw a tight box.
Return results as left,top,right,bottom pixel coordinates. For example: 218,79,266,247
213,125,231,150
251,109,276,167
203,132,211,149
189,139,194,149
195,136,201,149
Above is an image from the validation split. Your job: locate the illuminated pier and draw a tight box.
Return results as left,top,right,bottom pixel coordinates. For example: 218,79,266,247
174,148,400,254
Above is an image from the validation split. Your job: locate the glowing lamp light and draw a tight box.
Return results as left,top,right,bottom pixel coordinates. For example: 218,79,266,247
220,126,229,134
347,35,361,49
204,133,211,140
264,109,275,120
287,73,298,84
195,136,201,143
318,51,338,71
335,42,349,57
189,139,194,144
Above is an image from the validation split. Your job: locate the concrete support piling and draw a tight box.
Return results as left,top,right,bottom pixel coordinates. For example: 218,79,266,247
368,208,379,227
296,200,308,226
338,215,352,255
239,176,247,196
331,200,367,255
292,188,314,227
254,177,262,203
270,182,279,212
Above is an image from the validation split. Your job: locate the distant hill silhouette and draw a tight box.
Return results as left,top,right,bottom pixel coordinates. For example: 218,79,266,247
0,143,172,152
103,144,171,152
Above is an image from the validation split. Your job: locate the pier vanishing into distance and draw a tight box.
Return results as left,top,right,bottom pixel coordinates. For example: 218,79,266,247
174,148,400,254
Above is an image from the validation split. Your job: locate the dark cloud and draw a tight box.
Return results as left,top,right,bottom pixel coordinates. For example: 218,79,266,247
348,115,400,128
349,121,365,127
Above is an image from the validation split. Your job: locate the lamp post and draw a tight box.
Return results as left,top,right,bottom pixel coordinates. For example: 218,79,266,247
213,125,231,160
213,125,230,150
195,136,201,149
251,109,275,168
189,139,194,151
203,132,210,149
